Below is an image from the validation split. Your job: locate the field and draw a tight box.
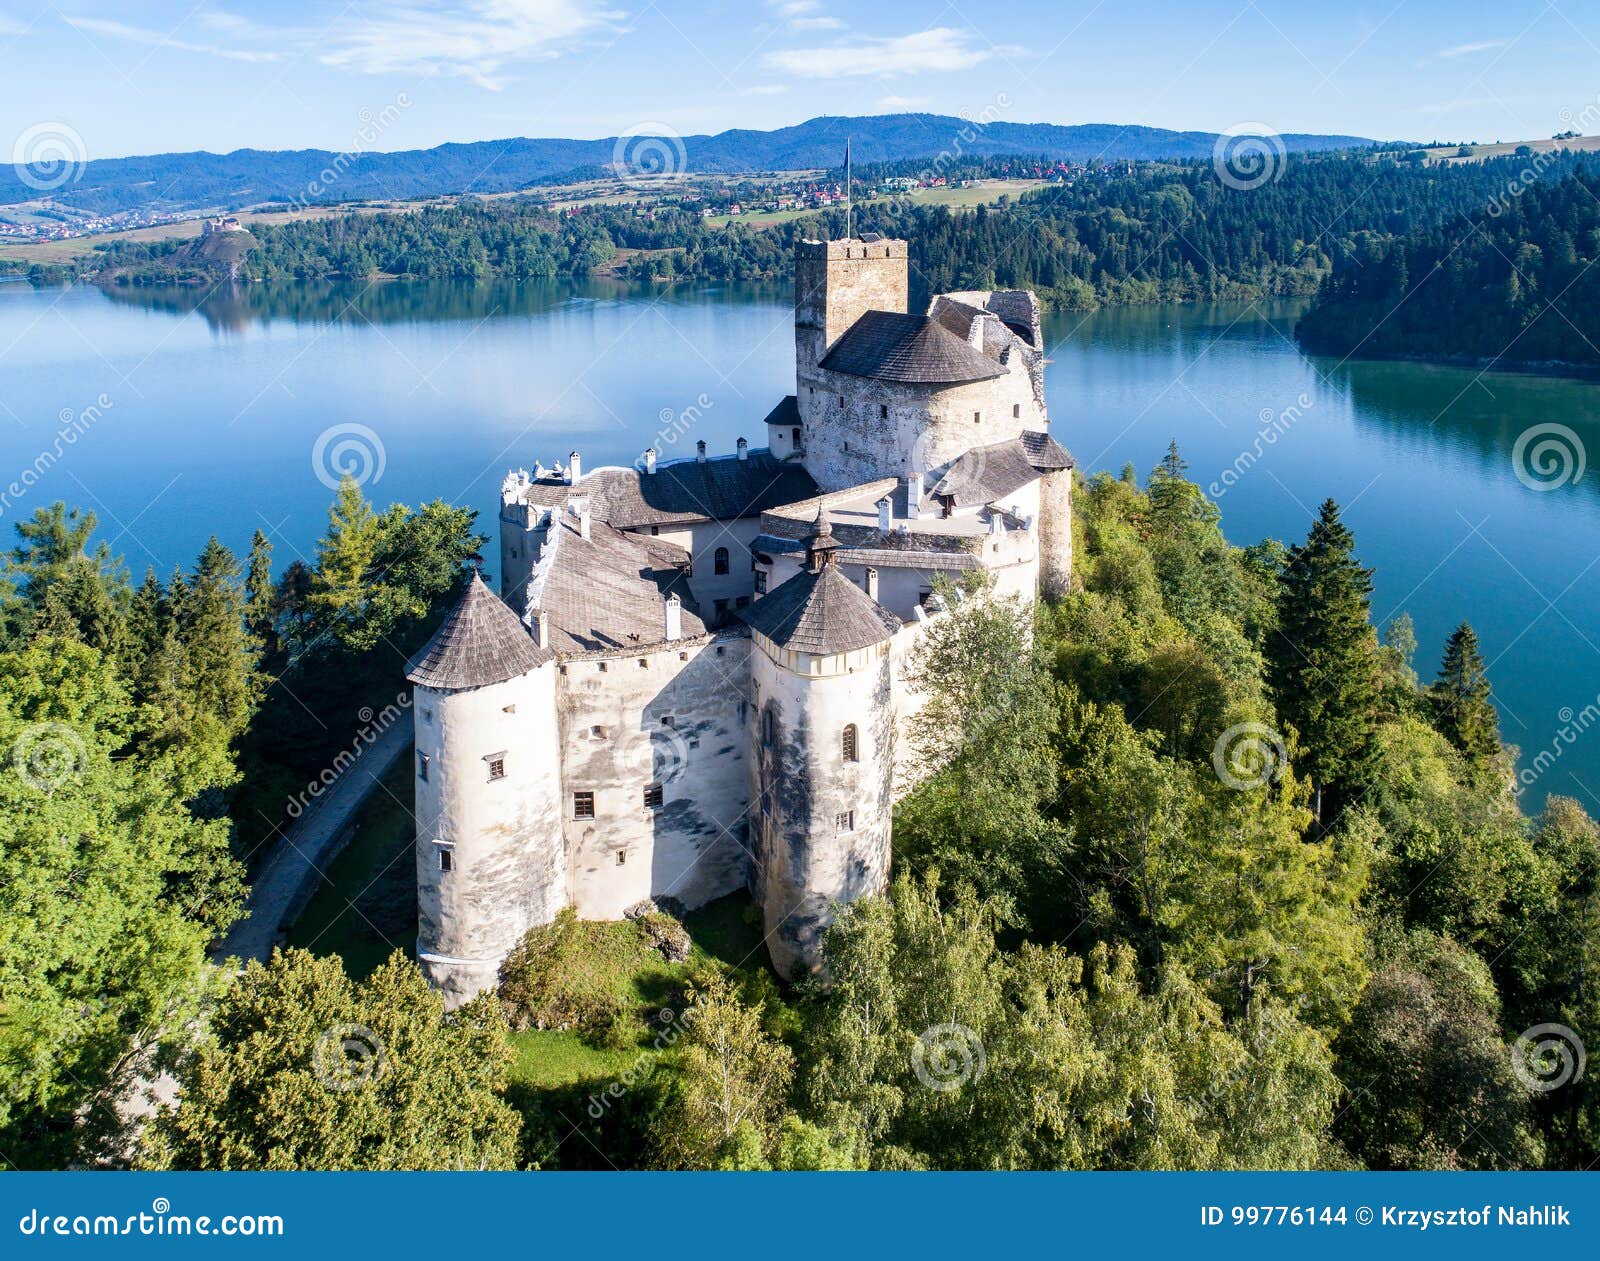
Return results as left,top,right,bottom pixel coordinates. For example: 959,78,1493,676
1417,134,1600,164
704,178,1046,230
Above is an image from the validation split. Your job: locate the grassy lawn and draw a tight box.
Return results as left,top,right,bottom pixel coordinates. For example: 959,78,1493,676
283,755,418,980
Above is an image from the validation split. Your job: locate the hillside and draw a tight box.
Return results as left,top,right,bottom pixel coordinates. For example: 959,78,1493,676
0,113,1375,216
1296,165,1600,369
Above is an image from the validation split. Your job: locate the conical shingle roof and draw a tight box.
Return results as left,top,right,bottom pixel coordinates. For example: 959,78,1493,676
819,310,1006,384
740,565,901,656
406,573,551,689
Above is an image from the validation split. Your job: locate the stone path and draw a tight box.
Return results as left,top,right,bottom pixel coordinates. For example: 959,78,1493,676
217,717,414,965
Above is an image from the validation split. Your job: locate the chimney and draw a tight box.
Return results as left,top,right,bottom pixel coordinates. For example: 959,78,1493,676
531,608,550,649
876,495,891,532
865,566,879,602
644,447,657,475
989,511,1007,537
567,451,582,483
696,440,707,463
736,436,748,461
905,472,923,518
664,594,682,641
578,506,591,540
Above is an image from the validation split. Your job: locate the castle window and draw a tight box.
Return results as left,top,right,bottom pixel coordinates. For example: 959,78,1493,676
974,411,982,423
1013,404,1021,418
574,791,595,819
661,715,675,727
714,597,729,626
644,783,664,810
417,752,429,782
485,753,506,781
879,404,888,419
651,526,660,536
842,724,859,763
590,725,608,739
754,569,767,594
714,546,730,575
838,395,845,408
762,708,775,749
616,849,627,865
421,708,433,724
510,548,518,558
598,661,607,672
679,651,688,661
792,426,801,444
502,704,516,714
639,657,649,668
836,810,855,834
437,843,454,873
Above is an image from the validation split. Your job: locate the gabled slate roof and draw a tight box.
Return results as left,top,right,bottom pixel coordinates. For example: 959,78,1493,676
1019,429,1074,470
517,451,818,529
406,572,551,689
740,564,901,655
762,395,800,428
819,311,1007,385
930,438,1043,508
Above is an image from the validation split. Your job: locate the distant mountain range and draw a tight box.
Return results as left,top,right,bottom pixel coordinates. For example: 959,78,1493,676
0,113,1378,216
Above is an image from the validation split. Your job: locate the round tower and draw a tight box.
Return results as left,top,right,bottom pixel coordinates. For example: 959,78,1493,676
744,512,901,979
406,573,565,1006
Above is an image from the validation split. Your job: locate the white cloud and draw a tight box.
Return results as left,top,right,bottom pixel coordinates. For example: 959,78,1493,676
63,14,283,62
1437,39,1507,59
790,16,843,30
877,94,925,109
764,27,1001,78
742,84,791,96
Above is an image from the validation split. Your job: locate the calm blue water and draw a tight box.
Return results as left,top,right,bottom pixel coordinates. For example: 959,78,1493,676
2,277,1598,808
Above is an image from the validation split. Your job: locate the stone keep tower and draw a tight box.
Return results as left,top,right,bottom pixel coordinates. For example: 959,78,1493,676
406,574,566,1004
744,515,902,979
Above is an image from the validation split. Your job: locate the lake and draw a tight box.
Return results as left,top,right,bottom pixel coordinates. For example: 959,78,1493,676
3,276,1598,808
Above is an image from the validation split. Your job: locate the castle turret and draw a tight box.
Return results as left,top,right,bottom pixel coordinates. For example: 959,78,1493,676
407,573,565,1005
743,511,901,978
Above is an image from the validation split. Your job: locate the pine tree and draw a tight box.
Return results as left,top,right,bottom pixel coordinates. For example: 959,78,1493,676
309,476,379,641
1430,621,1500,767
243,529,275,656
1266,498,1380,822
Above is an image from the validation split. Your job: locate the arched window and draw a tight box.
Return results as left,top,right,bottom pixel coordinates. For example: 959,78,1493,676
714,546,730,575
842,724,859,763
762,708,775,749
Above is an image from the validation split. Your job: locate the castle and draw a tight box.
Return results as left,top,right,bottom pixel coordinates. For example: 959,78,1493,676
405,235,1074,1002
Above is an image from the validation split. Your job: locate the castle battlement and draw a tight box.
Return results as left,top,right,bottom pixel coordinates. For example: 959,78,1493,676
411,234,1075,1003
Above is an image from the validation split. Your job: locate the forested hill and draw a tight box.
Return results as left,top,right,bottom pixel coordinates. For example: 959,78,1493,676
0,114,1373,215
63,151,1592,315
1295,166,1600,368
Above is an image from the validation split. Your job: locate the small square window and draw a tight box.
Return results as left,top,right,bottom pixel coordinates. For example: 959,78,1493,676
574,791,595,819
486,755,506,781
438,845,454,873
421,708,433,724
644,783,664,809
417,752,430,782
616,849,627,865
651,525,660,536
598,661,608,672
836,810,855,833
974,411,982,423
591,724,608,739
639,657,649,668
661,715,675,727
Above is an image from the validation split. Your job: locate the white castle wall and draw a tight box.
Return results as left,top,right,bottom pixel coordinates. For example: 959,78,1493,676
413,665,566,1004
750,635,895,979
558,636,752,918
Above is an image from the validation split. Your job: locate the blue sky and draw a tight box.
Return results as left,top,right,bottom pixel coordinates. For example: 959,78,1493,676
2,0,1597,158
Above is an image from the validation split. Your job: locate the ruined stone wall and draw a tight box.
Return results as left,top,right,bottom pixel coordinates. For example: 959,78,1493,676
413,665,565,1006
559,636,752,919
750,636,894,979
1037,466,1074,601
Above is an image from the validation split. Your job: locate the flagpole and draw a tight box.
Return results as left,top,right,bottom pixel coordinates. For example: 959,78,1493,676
845,136,852,241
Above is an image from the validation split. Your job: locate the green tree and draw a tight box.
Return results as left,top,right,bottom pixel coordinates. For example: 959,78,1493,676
307,475,381,641
1429,621,1500,767
141,950,520,1170
1267,499,1380,822
244,529,276,655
